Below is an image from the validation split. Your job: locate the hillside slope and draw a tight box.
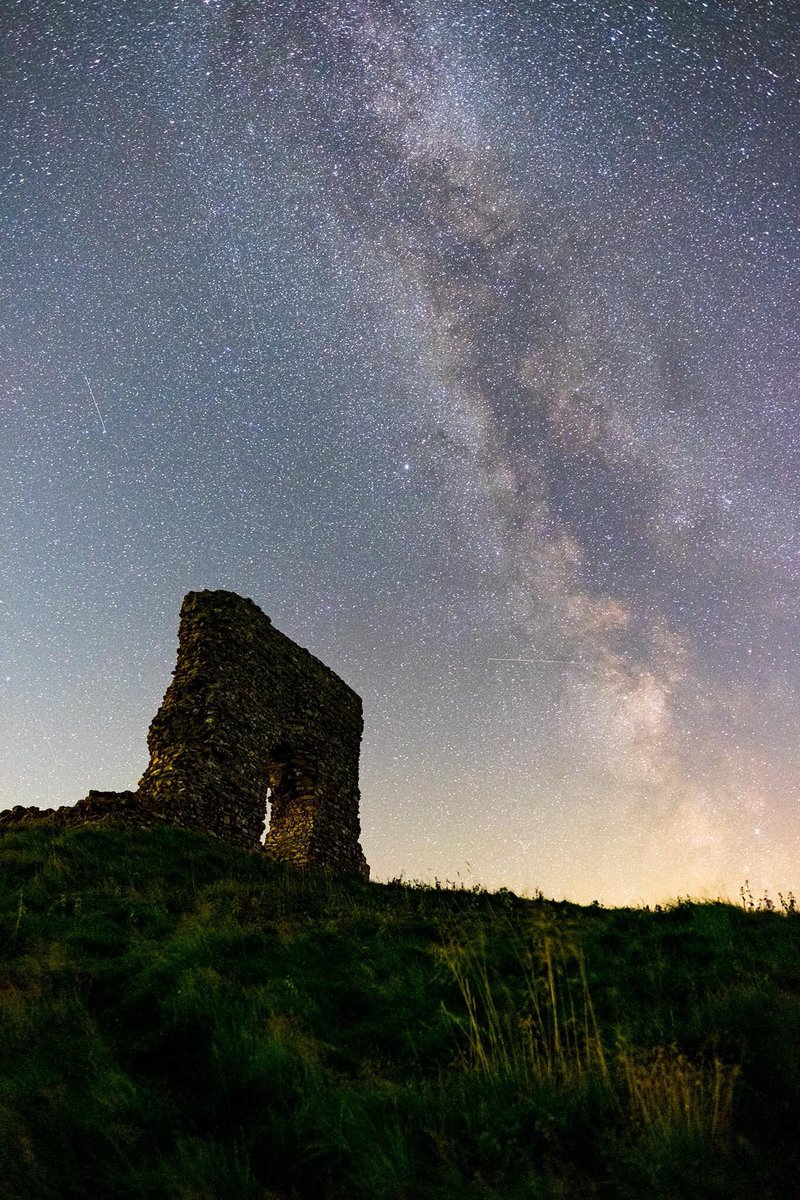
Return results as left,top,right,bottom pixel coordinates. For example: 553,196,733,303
1,822,798,1199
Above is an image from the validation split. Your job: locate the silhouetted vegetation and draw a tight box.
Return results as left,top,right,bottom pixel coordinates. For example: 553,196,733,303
1,822,798,1198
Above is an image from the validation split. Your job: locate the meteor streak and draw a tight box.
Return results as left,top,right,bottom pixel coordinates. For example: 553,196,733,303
487,657,580,665
84,374,106,434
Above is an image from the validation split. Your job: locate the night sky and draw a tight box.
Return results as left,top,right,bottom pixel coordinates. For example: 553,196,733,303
3,0,799,904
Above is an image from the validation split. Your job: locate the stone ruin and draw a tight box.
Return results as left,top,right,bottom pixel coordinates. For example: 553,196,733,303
140,590,369,876
0,590,369,878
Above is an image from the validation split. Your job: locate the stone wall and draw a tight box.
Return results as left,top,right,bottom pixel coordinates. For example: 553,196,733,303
139,590,369,875
2,591,370,878
0,791,150,833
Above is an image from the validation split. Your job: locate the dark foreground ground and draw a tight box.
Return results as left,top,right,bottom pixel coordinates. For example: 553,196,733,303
1,821,798,1199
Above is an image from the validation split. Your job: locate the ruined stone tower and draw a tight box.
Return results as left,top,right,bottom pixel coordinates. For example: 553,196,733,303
137,590,368,877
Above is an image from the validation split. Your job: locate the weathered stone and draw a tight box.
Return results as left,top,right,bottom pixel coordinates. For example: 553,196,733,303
0,790,152,832
2,592,369,878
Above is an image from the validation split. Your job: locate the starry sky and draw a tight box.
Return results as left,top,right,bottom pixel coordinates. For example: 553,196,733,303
2,0,799,904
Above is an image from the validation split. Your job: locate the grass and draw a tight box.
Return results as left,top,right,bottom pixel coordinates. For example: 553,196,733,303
0,820,798,1198
438,919,609,1083
618,1044,739,1141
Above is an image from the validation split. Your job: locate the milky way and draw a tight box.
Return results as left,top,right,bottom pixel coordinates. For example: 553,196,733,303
2,0,799,902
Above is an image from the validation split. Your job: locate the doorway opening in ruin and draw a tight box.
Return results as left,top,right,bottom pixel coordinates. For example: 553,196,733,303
259,787,272,844
262,742,294,847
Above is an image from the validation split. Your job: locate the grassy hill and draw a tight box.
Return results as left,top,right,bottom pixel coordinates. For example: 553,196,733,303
1,821,798,1199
